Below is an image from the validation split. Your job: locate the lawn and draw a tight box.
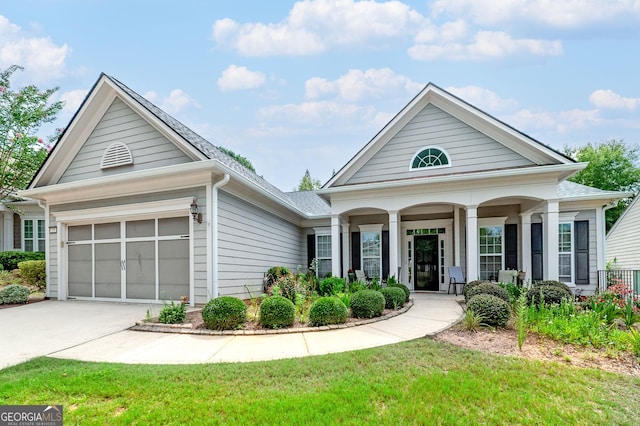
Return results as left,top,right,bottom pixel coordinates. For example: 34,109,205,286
1,338,639,425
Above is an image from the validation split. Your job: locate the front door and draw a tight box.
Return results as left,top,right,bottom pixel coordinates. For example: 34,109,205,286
414,235,439,291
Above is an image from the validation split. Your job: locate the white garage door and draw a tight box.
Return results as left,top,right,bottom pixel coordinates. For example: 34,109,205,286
67,216,190,302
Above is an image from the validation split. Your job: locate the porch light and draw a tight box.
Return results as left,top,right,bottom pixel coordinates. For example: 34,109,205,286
190,200,202,224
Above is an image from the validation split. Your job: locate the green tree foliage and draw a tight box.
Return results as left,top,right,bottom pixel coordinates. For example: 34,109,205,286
296,169,321,191
564,140,640,230
0,65,63,205
218,146,256,173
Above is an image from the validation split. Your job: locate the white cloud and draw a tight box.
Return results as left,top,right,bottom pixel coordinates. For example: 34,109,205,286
446,86,519,112
0,15,70,82
59,89,88,115
305,68,423,102
217,65,266,91
589,89,640,111
143,89,200,114
212,0,425,56
503,107,601,134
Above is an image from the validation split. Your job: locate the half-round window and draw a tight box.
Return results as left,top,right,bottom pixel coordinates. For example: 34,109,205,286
410,147,450,170
100,142,133,169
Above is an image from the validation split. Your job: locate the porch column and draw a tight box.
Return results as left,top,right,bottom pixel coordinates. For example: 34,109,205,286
595,205,606,271
342,222,350,281
543,201,559,281
520,212,532,283
454,207,461,266
388,211,399,280
331,215,342,278
466,205,478,281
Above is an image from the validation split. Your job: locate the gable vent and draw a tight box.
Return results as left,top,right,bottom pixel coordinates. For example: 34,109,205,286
100,142,134,169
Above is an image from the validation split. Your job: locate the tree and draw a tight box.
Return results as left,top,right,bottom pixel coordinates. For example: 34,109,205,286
0,65,63,205
564,139,640,230
218,146,256,173
296,169,322,191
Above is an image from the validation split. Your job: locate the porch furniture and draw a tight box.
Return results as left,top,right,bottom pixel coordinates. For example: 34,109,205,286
447,266,466,296
355,270,367,281
497,270,516,284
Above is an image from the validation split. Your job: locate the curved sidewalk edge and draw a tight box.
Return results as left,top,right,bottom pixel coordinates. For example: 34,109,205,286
49,293,464,364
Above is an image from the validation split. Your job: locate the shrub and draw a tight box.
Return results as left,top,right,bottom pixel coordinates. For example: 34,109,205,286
266,266,290,282
0,284,31,304
259,295,295,328
350,290,385,319
159,300,187,324
467,294,511,327
18,260,46,290
319,277,346,296
466,282,510,303
202,296,247,330
308,297,348,326
527,285,573,307
335,292,351,309
0,263,3,271
0,251,45,271
462,280,489,299
380,287,406,309
388,282,410,302
532,280,572,293
275,274,299,304
348,280,367,293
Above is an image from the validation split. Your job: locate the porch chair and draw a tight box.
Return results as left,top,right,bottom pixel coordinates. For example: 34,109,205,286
447,266,466,296
355,270,367,281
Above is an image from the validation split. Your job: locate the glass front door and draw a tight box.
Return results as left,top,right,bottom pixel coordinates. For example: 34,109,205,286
414,235,439,291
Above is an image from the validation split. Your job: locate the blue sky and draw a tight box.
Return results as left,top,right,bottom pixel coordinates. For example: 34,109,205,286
2,0,640,190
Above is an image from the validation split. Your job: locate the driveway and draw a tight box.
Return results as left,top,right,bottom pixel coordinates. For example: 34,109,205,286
0,300,147,369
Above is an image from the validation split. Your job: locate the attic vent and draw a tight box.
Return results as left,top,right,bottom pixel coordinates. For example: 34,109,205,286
100,143,133,169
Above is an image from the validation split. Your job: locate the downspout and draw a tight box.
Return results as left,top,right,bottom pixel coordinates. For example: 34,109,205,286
37,200,51,299
211,174,230,300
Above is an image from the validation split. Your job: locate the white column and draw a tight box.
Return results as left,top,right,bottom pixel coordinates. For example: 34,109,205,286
331,215,341,278
595,206,606,271
454,207,461,266
388,211,399,280
466,205,478,281
520,212,532,282
543,201,559,281
342,223,350,281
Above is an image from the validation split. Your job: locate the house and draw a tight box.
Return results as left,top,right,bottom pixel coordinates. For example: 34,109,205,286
606,196,640,270
18,75,630,304
0,198,46,253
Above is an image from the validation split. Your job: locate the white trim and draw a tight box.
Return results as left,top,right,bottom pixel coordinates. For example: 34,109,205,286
359,224,383,279
313,227,331,235
478,217,507,281
409,146,452,171
558,221,574,284
21,217,46,252
559,212,579,221
54,198,194,224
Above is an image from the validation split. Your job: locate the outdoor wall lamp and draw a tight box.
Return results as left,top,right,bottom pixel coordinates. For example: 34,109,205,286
190,200,202,224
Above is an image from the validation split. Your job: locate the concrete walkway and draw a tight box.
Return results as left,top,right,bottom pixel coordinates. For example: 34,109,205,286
50,293,463,364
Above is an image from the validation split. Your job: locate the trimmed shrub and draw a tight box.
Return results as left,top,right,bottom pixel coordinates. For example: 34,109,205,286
202,296,247,330
0,284,30,304
18,260,46,290
0,251,45,271
159,301,187,324
388,282,410,303
466,282,510,303
527,285,573,307
350,290,385,319
467,294,511,327
462,280,489,299
532,280,572,293
0,263,3,271
319,277,346,296
308,297,348,326
380,287,406,309
259,295,295,329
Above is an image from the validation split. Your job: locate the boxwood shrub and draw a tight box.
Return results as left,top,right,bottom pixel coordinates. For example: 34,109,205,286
527,284,573,307
202,296,247,330
465,282,510,303
462,280,489,299
0,251,45,271
388,282,410,302
380,287,406,309
259,295,295,329
0,284,31,304
308,297,348,326
467,294,511,327
350,290,385,319
18,260,46,290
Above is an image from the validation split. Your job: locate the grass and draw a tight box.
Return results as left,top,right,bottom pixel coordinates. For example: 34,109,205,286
1,339,639,425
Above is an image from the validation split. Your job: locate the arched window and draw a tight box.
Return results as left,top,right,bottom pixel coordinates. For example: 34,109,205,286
100,142,133,169
410,147,450,170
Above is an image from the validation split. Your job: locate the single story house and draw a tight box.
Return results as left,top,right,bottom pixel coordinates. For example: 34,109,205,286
19,74,630,305
606,195,640,270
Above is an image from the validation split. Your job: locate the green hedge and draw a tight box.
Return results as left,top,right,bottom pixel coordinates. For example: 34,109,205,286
467,294,511,327
350,290,385,319
388,282,410,303
308,297,348,326
259,296,295,329
18,260,46,290
380,287,406,309
0,251,45,271
202,296,247,330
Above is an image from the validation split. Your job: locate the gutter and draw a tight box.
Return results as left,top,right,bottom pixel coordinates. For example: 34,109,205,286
210,174,230,300
36,200,51,299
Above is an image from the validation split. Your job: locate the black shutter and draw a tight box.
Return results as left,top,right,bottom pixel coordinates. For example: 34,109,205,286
531,223,543,281
339,232,343,278
382,231,389,279
505,224,518,270
574,220,589,285
351,232,361,271
307,234,315,269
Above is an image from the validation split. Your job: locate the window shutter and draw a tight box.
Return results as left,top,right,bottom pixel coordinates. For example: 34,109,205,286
351,232,361,271
505,224,518,270
574,220,589,285
531,223,543,281
307,234,315,269
382,231,389,279
13,213,21,249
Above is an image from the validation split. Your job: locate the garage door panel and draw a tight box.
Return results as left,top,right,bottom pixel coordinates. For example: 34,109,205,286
68,245,92,297
159,239,189,300
126,241,156,299
95,243,121,298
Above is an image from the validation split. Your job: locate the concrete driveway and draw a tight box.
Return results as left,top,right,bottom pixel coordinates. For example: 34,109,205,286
0,300,148,369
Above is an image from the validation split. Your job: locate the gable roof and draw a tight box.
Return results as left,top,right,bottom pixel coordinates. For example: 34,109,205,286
325,83,576,188
606,193,639,237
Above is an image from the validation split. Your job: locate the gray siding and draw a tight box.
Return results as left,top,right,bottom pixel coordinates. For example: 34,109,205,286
218,191,305,298
58,98,193,184
346,104,534,185
607,200,640,269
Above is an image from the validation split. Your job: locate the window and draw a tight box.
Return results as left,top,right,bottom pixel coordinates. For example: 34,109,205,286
23,219,45,252
361,226,382,279
315,234,332,278
558,222,573,283
479,225,503,281
410,147,450,170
